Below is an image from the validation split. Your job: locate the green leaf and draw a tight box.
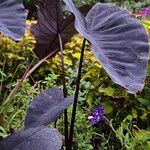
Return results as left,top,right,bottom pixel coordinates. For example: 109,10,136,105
98,87,115,96
134,130,150,143
102,102,113,114
138,98,150,107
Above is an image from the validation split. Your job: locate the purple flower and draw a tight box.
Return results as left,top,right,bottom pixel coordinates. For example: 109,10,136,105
140,8,150,17
88,105,105,124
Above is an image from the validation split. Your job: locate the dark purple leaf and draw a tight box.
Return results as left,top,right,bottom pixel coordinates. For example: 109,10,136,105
64,0,149,94
31,0,91,58
24,88,74,129
0,0,27,41
0,127,62,150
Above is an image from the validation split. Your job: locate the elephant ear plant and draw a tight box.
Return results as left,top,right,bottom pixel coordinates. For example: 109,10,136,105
29,0,91,148
64,0,149,94
0,0,74,150
0,88,74,150
0,0,149,150
63,0,149,149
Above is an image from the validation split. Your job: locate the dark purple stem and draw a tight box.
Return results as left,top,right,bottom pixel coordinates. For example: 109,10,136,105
58,33,69,149
68,38,86,149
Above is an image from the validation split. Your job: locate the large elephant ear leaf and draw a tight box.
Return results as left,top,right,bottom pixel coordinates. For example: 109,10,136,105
0,0,27,41
64,0,149,94
0,127,62,150
31,0,75,58
31,0,91,58
24,88,74,129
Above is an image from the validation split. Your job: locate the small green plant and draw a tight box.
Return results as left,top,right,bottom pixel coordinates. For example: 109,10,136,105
42,73,59,88
110,115,150,150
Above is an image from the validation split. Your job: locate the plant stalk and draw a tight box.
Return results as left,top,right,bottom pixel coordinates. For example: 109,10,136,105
68,38,86,149
58,33,69,149
1,59,35,107
24,50,58,79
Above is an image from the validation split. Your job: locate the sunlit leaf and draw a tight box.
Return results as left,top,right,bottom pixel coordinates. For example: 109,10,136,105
64,0,149,94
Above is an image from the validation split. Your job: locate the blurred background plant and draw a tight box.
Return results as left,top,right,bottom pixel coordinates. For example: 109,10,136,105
22,0,150,19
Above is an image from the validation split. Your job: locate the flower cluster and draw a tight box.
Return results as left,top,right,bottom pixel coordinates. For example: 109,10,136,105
140,8,150,17
88,105,105,125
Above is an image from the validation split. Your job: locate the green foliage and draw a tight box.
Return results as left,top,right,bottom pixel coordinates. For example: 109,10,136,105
0,80,40,139
133,129,150,150
0,31,36,83
110,116,139,150
110,115,150,150
42,73,59,88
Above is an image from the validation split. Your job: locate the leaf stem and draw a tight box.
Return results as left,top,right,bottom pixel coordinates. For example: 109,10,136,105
58,33,69,149
68,38,86,149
